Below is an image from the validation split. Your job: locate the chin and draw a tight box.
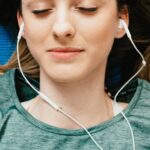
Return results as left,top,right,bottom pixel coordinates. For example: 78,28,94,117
40,60,95,84
41,67,86,84
49,71,85,84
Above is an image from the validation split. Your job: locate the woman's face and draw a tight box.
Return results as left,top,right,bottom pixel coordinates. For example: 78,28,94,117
19,0,126,83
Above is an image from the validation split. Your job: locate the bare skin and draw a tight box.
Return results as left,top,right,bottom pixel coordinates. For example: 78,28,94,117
19,0,128,129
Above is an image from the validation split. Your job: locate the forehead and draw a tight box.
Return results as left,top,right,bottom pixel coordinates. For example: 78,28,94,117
22,0,112,9
23,0,107,4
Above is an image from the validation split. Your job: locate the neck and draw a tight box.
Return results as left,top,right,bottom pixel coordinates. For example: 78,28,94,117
32,68,114,129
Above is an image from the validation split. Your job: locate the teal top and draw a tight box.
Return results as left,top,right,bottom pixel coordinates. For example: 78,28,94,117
0,69,150,150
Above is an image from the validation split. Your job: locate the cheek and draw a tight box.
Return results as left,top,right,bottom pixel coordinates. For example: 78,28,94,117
23,15,51,49
23,22,51,61
25,25,49,45
78,16,117,59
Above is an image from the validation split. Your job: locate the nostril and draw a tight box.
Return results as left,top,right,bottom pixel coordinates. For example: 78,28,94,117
66,33,72,37
52,23,75,40
53,32,73,39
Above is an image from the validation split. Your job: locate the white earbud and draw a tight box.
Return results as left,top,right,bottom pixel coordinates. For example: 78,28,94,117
118,19,131,39
118,19,124,29
16,18,146,150
118,19,146,66
17,22,25,40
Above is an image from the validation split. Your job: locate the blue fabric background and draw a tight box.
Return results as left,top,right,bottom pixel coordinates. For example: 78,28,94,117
0,24,16,64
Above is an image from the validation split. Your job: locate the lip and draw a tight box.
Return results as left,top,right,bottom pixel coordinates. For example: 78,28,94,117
47,47,84,52
47,47,84,60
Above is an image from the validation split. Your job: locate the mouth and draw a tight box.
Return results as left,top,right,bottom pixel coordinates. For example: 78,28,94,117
47,47,84,60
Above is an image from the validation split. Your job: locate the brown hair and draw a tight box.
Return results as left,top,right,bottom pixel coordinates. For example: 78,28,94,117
0,0,150,83
0,38,39,77
0,0,129,77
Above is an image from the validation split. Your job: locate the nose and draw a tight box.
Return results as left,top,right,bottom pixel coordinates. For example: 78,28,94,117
52,10,75,41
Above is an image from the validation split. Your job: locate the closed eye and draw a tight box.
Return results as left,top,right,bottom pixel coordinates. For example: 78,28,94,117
77,7,98,12
32,7,97,15
32,9,52,14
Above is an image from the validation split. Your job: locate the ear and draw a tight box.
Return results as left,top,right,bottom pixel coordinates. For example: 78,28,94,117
115,6,129,39
17,11,25,38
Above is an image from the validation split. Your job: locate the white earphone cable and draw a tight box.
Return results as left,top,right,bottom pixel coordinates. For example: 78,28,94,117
113,19,147,150
17,24,103,150
17,20,146,150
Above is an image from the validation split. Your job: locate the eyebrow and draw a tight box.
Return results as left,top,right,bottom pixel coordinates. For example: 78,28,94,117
25,0,104,8
25,0,51,8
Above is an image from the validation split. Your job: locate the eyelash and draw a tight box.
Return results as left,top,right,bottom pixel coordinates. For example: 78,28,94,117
32,9,52,14
77,7,98,12
32,7,97,15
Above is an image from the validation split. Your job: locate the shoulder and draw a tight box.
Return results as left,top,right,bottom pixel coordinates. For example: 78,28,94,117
0,69,13,99
0,69,15,120
130,79,150,142
0,69,15,98
137,79,150,99
132,79,150,117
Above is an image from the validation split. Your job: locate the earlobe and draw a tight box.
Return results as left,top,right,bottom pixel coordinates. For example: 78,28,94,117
17,11,23,28
115,5,129,39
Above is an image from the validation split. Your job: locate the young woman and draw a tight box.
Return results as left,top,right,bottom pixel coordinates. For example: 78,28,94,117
0,0,150,149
